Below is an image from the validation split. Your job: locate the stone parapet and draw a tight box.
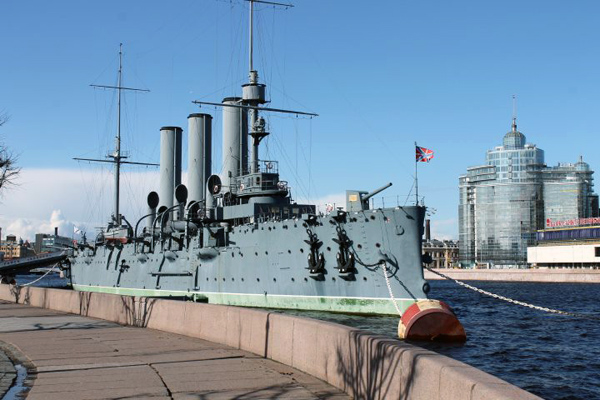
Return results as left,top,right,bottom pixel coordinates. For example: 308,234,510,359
0,284,540,399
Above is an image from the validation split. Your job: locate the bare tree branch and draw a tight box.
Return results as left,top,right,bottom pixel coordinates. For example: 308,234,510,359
0,111,20,191
0,110,9,127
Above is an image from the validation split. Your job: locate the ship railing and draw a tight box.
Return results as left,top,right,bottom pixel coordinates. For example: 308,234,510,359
313,193,420,216
230,177,289,195
257,160,279,174
370,194,424,209
253,204,316,223
239,160,280,176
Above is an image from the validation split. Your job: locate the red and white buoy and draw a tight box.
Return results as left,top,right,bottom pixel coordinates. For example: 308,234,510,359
398,299,466,342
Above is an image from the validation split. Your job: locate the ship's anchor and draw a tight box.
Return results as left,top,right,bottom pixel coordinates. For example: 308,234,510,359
116,260,130,288
333,226,355,279
304,228,325,278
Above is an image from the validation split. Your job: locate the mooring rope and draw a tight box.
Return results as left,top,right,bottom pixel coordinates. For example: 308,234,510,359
382,262,403,317
18,264,58,287
425,266,600,321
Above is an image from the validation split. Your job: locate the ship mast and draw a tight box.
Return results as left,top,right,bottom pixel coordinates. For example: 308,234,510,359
75,44,153,228
114,43,123,225
192,1,317,169
249,0,254,72
246,0,294,174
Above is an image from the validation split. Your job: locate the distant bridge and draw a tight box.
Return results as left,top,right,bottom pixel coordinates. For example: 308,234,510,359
0,251,68,277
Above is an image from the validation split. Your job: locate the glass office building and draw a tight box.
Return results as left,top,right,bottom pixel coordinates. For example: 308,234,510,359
459,119,598,268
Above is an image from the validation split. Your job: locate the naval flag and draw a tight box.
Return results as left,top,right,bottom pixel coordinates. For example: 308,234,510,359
416,146,434,162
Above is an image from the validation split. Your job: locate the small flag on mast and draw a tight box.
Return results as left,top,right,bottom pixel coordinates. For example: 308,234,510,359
416,146,434,162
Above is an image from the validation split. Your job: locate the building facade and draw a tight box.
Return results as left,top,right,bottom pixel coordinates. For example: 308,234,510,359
422,219,460,268
528,222,600,268
459,119,598,268
0,235,35,259
423,239,459,268
34,232,73,253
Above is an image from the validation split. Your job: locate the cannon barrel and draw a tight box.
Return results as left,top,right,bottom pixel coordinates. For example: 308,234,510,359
362,182,393,202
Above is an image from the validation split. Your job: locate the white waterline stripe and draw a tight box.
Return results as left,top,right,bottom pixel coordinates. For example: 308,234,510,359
72,284,422,302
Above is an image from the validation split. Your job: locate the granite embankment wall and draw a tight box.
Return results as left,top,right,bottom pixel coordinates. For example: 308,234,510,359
0,284,540,400
425,268,600,283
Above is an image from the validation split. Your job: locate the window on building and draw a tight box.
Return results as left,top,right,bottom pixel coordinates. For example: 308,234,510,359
595,247,600,257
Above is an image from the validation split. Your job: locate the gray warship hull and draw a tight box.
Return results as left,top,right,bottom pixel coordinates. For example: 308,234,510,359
65,2,433,317
67,205,428,315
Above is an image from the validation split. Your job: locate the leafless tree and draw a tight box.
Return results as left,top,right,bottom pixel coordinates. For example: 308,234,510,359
0,111,20,191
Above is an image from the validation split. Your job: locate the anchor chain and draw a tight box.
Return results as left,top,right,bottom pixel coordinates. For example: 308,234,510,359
425,266,600,321
382,262,403,317
17,264,58,287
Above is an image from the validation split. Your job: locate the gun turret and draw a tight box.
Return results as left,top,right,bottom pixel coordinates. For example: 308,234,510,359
346,182,393,212
362,182,393,203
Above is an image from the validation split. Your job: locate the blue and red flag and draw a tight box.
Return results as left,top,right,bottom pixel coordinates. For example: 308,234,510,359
416,146,434,162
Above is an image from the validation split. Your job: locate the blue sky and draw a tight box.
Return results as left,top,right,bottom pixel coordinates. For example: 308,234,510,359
1,0,600,240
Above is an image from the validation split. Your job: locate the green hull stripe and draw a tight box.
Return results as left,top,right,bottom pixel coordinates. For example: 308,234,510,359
72,284,422,315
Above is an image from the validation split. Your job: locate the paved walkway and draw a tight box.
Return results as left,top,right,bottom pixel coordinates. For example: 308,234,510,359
0,300,349,399
0,345,16,398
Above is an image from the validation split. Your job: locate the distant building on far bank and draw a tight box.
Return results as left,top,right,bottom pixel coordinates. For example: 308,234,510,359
423,239,459,268
459,118,599,268
34,227,73,254
422,219,460,268
528,220,600,268
0,233,35,259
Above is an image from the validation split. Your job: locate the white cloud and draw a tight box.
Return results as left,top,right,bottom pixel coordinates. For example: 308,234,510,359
429,218,458,240
0,168,160,241
307,192,347,214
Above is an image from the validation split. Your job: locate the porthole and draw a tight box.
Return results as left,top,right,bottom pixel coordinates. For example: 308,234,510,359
300,248,304,253
273,278,277,282
257,278,260,282
327,247,331,251
304,277,308,282
291,278,295,282
375,243,381,248
363,277,367,281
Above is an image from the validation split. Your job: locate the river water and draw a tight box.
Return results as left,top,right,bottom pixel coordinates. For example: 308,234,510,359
15,275,600,400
